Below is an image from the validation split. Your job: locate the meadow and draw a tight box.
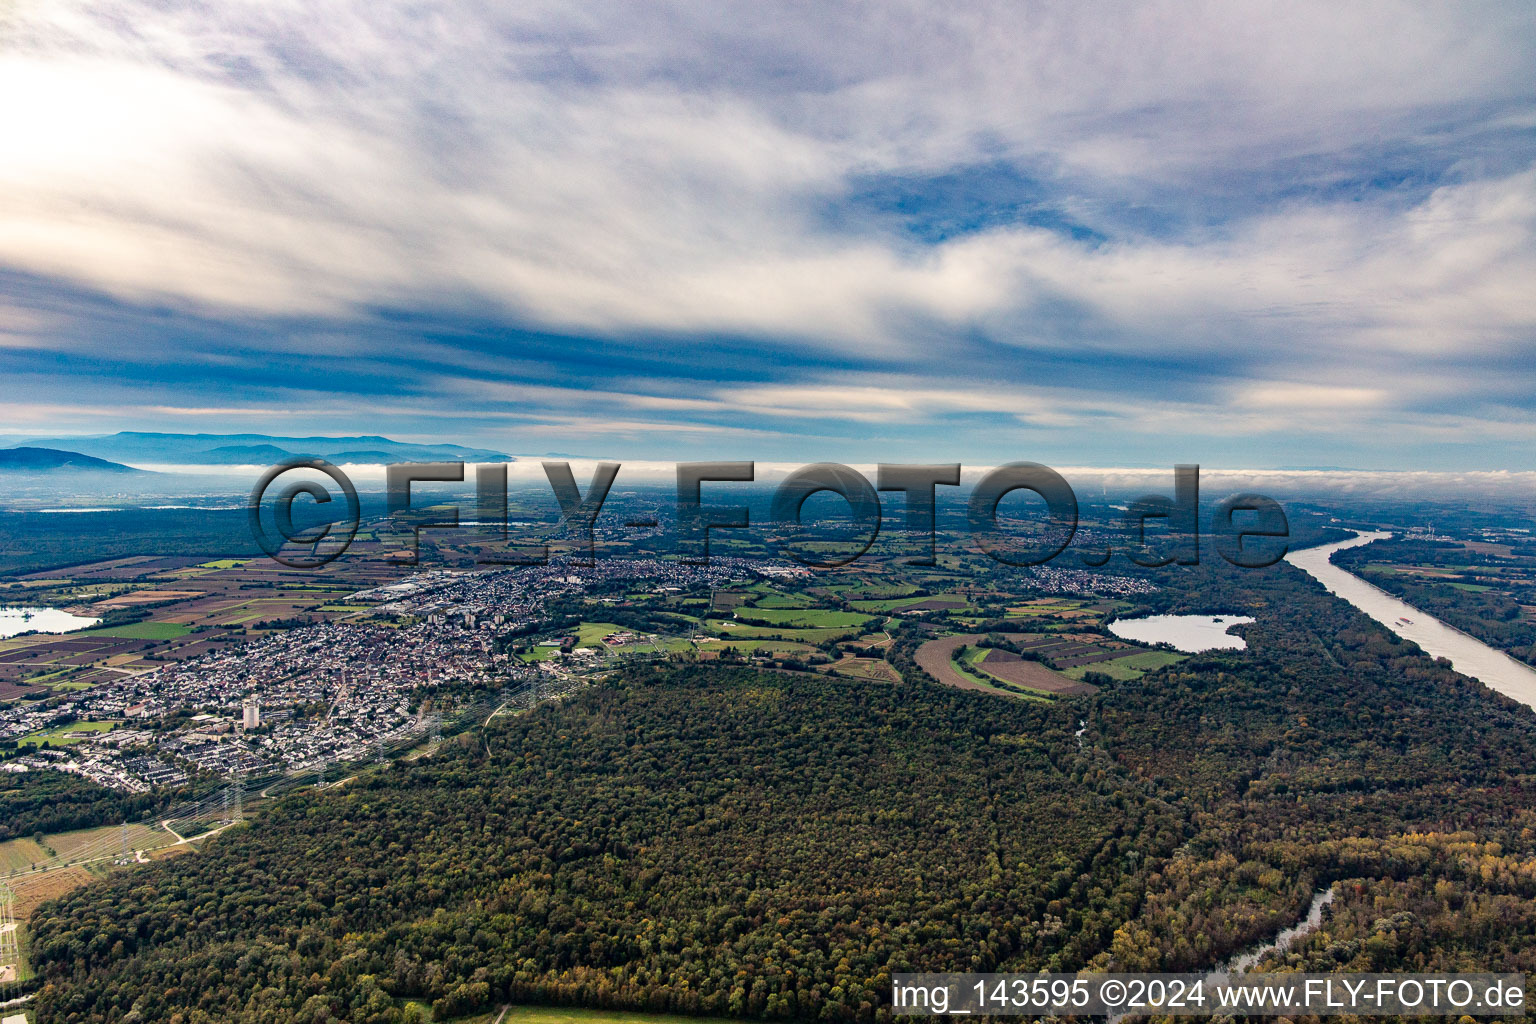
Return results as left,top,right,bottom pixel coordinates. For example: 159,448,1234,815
730,607,875,628
83,621,192,639
18,720,116,748
1062,650,1186,681
709,620,862,643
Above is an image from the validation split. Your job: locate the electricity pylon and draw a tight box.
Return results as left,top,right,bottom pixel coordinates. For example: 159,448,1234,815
0,879,19,993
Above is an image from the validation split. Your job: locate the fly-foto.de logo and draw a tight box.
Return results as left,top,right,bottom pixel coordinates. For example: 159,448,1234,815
249,460,1288,570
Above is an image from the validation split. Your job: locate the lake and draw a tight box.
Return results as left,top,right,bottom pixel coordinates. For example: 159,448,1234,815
0,606,102,638
1108,613,1256,652
1286,531,1536,711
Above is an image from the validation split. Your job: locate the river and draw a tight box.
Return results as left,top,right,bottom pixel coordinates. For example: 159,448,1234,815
1102,887,1339,1022
1218,888,1336,974
1286,532,1536,711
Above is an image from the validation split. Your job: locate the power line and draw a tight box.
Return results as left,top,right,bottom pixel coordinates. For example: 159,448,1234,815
0,879,18,998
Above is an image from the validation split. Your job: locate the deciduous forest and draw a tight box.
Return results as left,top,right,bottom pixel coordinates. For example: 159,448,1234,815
28,560,1536,1023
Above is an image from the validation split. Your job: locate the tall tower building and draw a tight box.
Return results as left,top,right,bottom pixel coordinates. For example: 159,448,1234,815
242,700,260,730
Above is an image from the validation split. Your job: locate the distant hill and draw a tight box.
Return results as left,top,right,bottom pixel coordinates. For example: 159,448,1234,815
327,449,423,463
10,432,515,465
0,447,144,474
202,443,301,461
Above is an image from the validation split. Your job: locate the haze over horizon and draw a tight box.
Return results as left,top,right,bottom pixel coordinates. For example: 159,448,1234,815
2,2,1534,469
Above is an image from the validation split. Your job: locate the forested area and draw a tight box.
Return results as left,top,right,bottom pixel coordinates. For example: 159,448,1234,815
0,509,259,576
30,668,1183,1022
0,770,182,843
25,556,1536,1023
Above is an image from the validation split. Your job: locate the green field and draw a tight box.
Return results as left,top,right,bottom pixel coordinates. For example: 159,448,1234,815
711,620,862,643
43,820,177,863
601,634,695,658
0,836,51,872
85,621,192,639
45,679,100,692
948,647,1049,701
819,581,919,599
575,621,632,647
19,720,117,748
706,638,819,657
1005,601,1087,616
826,657,898,682
849,583,920,599
733,607,875,628
748,591,816,609
1063,650,1187,681
850,593,973,613
959,644,1053,693
519,645,563,662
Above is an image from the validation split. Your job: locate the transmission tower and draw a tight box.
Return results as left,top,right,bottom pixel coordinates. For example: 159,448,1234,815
0,879,19,994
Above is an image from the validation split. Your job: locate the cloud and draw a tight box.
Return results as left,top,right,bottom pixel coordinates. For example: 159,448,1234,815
0,0,1533,467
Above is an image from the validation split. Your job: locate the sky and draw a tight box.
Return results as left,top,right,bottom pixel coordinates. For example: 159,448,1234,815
1,1,1534,469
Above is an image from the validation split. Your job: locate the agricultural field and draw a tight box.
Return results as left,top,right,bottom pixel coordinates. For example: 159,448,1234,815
914,633,1102,699
699,638,819,658
849,583,921,599
0,865,106,989
950,652,1050,701
849,592,973,613
0,816,201,992
1004,598,1100,619
8,864,98,919
913,633,1050,700
1330,537,1536,665
1,544,414,701
817,581,920,600
83,621,192,640
42,821,177,864
824,656,900,682
707,591,752,613
730,607,875,628
1063,649,1186,681
966,648,1095,695
0,837,50,873
573,621,631,647
747,591,816,609
708,620,862,643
